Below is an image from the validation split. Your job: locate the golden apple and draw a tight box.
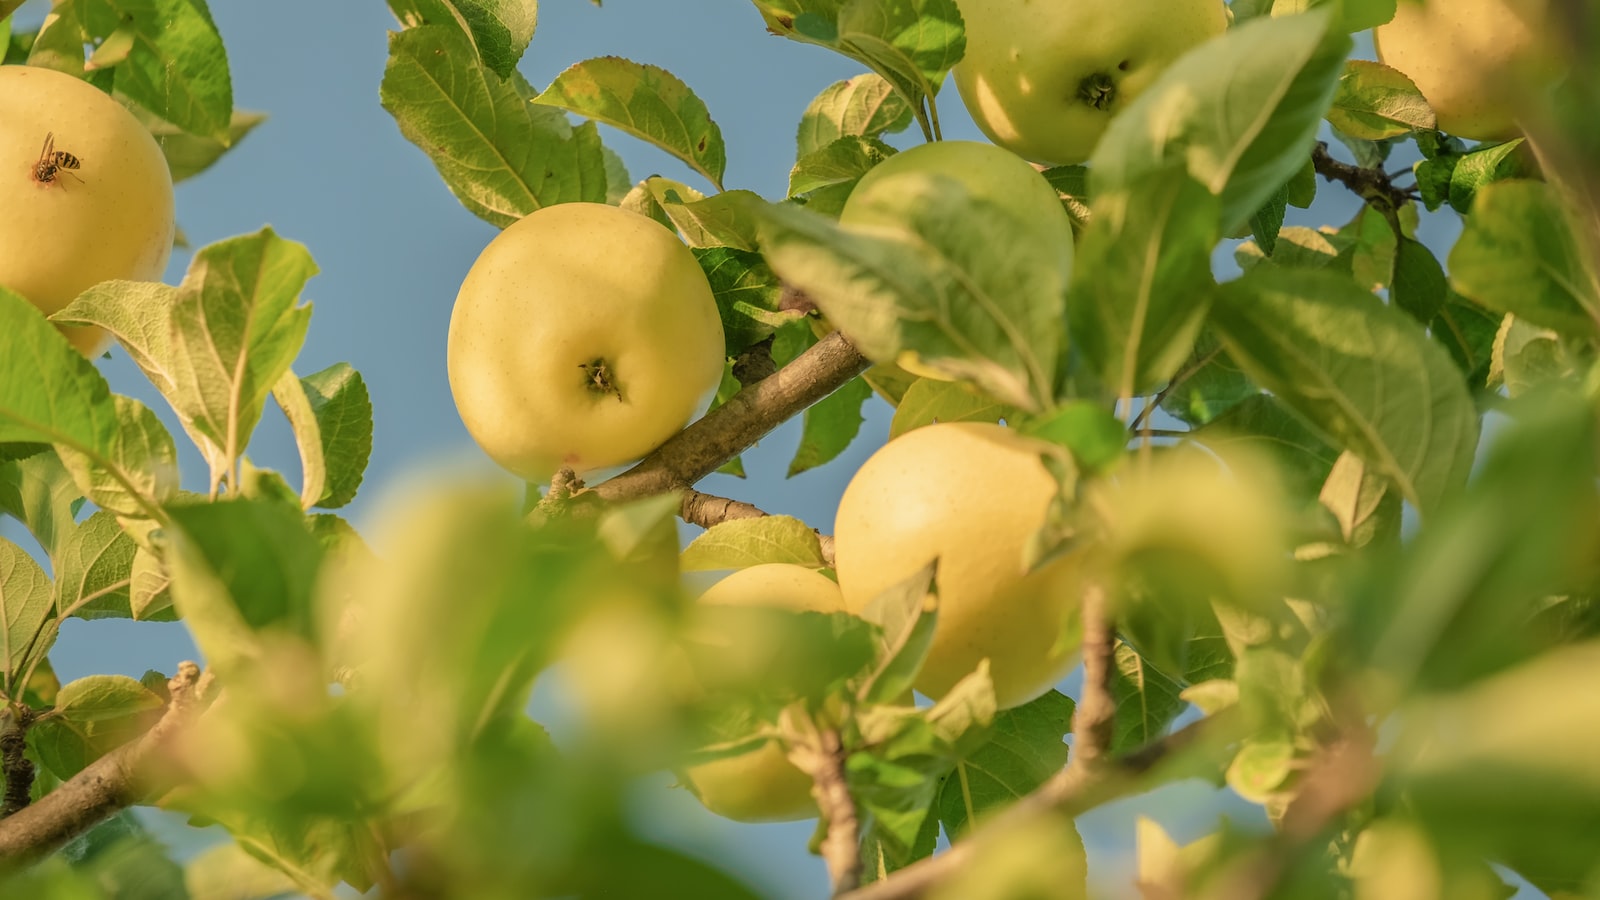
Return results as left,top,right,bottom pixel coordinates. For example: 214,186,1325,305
951,0,1228,166
833,422,1081,708
447,202,726,480
681,563,845,822
0,64,175,356
1375,0,1557,141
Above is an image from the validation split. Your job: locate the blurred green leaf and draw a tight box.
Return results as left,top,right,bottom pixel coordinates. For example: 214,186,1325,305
858,560,938,705
1492,315,1574,398
1226,737,1296,803
1194,394,1339,500
1159,335,1257,427
535,56,728,190
30,675,162,779
381,24,607,227
1090,10,1348,231
796,74,913,157
1068,167,1219,398
136,108,267,184
61,811,188,900
936,690,1072,839
1211,267,1479,515
1450,180,1600,340
1391,237,1448,325
680,515,829,571
890,378,1014,439
1325,59,1434,140
1318,450,1401,548
1021,401,1125,476
0,538,52,697
183,840,298,900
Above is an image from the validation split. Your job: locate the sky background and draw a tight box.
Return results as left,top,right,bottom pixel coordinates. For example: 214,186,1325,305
2,1,1500,898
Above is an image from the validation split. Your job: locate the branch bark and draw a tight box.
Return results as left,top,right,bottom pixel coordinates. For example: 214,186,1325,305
0,710,35,819
1070,584,1117,767
792,727,862,896
678,488,837,567
1310,141,1414,229
594,331,870,504
0,662,211,866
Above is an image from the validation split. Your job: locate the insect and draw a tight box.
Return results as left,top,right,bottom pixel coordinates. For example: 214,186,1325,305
31,132,84,186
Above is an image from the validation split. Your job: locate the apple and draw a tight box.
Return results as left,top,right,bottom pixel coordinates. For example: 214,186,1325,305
839,140,1074,380
680,563,846,822
951,0,1227,166
0,64,176,357
1375,0,1556,141
447,202,726,481
833,422,1081,709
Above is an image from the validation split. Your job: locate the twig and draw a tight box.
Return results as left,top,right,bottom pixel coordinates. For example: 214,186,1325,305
791,726,862,896
1070,584,1117,767
594,330,870,504
0,662,213,866
0,709,36,819
841,708,1240,900
1310,142,1414,234
1129,347,1221,433
678,489,837,567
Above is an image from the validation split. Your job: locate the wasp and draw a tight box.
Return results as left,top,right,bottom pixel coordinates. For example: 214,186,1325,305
31,132,84,186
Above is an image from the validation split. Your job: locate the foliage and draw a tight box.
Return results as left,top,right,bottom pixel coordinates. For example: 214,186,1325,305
2,0,1599,897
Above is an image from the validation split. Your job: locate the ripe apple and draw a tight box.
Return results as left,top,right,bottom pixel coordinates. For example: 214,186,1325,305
839,140,1074,380
833,422,1081,708
1375,0,1556,141
0,65,175,357
951,0,1228,166
681,563,846,822
447,202,726,480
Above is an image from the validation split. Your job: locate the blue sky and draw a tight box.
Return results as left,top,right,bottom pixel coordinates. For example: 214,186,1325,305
3,2,1491,897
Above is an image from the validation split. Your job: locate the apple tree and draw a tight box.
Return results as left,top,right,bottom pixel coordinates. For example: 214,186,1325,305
1,0,1598,898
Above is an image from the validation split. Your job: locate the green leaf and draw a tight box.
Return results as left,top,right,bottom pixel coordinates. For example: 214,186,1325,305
137,108,267,184
789,374,872,476
1210,267,1479,516
759,0,965,140
1450,180,1600,340
680,515,828,571
272,364,373,510
1068,167,1219,399
1195,394,1339,499
1318,450,1401,548
1432,297,1501,391
29,674,163,779
1226,738,1296,803
390,0,537,78
56,395,178,520
534,57,728,191
857,560,938,705
749,178,1064,411
184,840,300,900
1325,59,1435,140
380,24,607,227
936,690,1072,839
788,135,896,197
1493,315,1574,398
692,248,795,354
1447,139,1532,213
1391,237,1448,325
129,544,174,622
165,500,324,676
0,290,160,521
0,538,52,696
167,229,315,490
889,378,1014,439
1248,184,1288,257
1109,641,1187,753
658,186,764,251
1159,336,1257,427
42,0,233,141
0,452,83,561
1090,9,1349,231
796,74,913,157
61,811,188,900
53,511,136,620
1021,401,1126,476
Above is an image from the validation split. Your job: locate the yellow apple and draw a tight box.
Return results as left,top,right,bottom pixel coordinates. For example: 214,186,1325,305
839,140,1074,380
1375,0,1557,141
681,563,845,823
833,422,1082,708
951,0,1228,166
0,64,175,357
447,202,726,480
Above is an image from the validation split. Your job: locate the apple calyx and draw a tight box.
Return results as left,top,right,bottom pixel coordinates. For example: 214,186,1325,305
1076,72,1119,110
580,358,624,401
